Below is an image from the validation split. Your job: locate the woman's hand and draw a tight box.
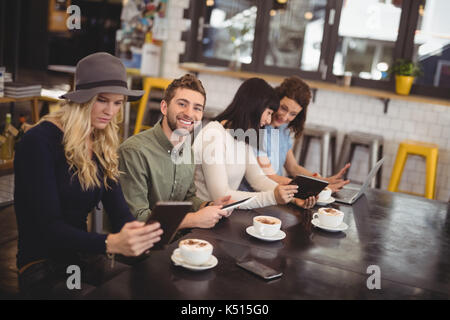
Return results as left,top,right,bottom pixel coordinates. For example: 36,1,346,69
327,179,350,192
314,163,351,192
274,184,299,204
323,163,351,192
106,221,163,257
292,196,317,209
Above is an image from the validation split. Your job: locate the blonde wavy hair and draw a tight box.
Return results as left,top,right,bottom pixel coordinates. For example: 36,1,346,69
38,95,124,190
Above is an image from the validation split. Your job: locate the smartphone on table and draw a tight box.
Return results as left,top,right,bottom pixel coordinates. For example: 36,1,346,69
236,260,283,280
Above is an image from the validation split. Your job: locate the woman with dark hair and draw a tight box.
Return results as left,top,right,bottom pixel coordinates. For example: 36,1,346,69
250,76,351,200
193,78,315,210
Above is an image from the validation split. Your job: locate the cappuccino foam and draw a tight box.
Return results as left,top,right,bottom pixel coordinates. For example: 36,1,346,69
180,239,212,250
256,217,279,225
323,208,342,216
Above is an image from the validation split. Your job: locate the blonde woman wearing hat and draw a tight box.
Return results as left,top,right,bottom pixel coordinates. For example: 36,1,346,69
14,52,163,298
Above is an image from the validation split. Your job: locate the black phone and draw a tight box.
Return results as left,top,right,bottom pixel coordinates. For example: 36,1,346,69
146,201,192,249
236,260,282,280
289,175,328,199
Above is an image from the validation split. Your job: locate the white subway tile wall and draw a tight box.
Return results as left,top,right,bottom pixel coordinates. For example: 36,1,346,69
161,0,191,79
162,1,450,202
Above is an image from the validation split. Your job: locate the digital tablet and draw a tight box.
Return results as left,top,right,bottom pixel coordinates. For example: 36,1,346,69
221,197,255,211
146,201,192,250
289,175,329,199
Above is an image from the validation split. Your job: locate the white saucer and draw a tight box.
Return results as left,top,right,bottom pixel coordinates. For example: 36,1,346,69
171,248,218,271
316,196,335,205
311,218,348,232
246,226,286,241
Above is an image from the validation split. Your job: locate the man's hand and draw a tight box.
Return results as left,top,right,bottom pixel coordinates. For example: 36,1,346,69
212,195,234,217
212,195,233,206
181,206,228,229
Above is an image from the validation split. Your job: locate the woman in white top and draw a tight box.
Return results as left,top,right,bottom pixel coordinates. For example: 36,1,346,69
193,78,316,210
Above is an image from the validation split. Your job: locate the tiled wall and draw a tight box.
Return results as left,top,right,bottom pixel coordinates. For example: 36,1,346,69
162,1,450,202
161,0,189,79
303,91,450,202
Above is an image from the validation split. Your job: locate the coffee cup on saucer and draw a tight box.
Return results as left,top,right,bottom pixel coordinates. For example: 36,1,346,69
253,216,281,237
318,187,332,202
178,239,213,266
313,208,344,228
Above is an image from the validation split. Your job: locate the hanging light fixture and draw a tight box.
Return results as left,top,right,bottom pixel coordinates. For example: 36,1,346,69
418,5,425,16
304,11,313,20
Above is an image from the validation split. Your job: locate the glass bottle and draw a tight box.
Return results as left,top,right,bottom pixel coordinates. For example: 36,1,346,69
0,113,15,160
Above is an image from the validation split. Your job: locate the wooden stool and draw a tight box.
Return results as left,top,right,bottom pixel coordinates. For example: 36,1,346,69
337,131,384,188
133,77,172,135
388,140,438,199
294,124,337,176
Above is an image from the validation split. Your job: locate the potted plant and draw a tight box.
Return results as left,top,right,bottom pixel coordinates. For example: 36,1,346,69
390,59,423,95
228,22,252,71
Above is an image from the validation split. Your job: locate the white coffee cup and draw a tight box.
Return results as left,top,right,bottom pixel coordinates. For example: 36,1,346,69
313,208,344,228
178,239,213,266
253,215,281,237
318,187,332,202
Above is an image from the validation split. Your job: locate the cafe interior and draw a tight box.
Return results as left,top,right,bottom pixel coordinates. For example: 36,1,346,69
0,0,449,301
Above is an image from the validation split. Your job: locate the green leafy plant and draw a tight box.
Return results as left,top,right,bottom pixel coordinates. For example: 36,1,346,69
390,59,423,77
228,22,251,49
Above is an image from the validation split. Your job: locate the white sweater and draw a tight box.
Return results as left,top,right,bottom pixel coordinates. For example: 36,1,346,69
193,121,277,209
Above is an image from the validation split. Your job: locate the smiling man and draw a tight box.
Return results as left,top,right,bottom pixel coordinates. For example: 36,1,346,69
118,74,231,230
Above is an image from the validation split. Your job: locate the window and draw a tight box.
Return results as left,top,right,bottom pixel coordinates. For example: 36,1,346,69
182,0,450,99
202,0,258,64
413,0,450,89
332,0,402,81
265,0,327,72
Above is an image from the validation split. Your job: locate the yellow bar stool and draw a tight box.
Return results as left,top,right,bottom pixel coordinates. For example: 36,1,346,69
133,77,172,135
388,140,439,199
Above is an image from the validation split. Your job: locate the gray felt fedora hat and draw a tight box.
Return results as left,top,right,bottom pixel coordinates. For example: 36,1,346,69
60,52,144,103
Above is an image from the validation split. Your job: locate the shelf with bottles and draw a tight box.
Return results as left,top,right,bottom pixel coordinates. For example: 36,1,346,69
0,113,16,161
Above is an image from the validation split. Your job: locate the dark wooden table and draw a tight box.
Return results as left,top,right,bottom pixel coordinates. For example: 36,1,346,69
87,189,450,299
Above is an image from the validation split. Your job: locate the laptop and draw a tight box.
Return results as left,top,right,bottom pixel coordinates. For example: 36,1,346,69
334,158,385,205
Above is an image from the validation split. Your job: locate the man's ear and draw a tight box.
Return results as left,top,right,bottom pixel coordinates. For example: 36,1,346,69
160,100,168,116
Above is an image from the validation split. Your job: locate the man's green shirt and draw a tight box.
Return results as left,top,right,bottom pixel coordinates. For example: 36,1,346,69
118,122,204,221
